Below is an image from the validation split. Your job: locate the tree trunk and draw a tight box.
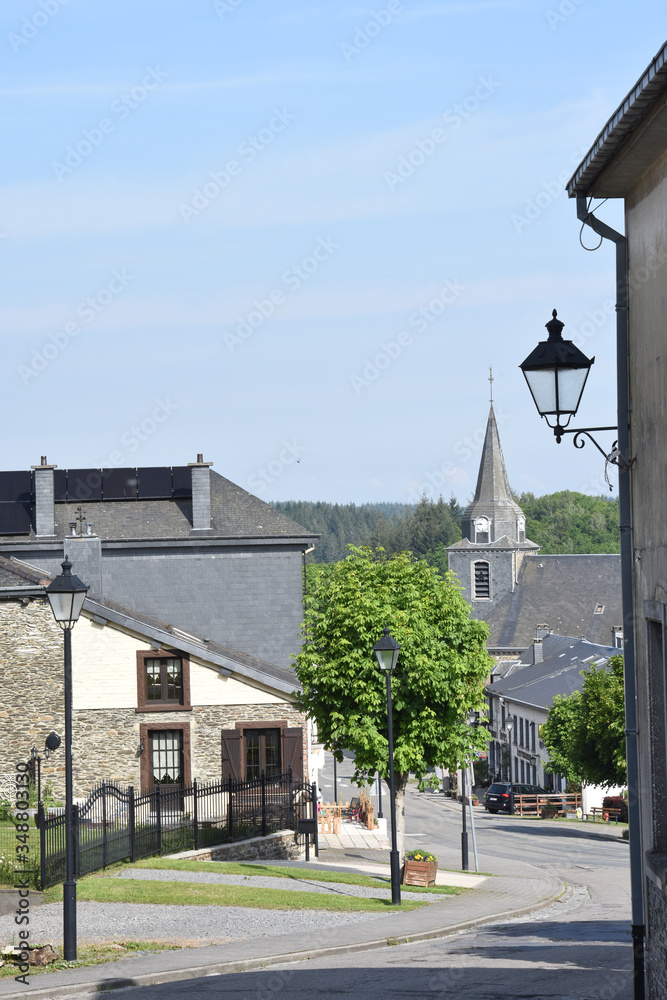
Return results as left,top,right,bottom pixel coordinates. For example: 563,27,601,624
394,772,410,862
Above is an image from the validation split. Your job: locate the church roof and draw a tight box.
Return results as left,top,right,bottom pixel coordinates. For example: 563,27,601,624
479,553,622,650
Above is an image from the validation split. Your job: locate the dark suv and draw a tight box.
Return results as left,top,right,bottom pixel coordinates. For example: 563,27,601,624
484,782,543,813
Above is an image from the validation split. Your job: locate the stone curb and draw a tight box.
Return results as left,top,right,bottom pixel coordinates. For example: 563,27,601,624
0,883,565,999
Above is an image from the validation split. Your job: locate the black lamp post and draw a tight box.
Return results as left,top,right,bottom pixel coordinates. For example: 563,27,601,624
373,627,401,905
45,558,88,962
505,715,514,815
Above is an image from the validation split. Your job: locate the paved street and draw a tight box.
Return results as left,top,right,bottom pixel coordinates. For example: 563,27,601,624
38,756,631,999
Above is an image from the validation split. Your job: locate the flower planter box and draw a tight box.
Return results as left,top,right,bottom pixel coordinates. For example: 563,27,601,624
402,860,437,887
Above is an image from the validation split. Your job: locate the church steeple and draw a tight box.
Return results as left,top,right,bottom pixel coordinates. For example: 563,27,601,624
460,401,527,545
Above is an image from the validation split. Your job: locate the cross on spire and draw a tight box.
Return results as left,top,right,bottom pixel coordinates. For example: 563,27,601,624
489,366,494,404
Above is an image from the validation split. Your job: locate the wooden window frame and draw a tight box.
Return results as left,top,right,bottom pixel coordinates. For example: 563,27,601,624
136,649,191,712
139,721,191,793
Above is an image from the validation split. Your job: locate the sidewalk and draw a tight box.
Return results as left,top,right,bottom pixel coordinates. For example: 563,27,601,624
0,844,564,999
317,817,390,850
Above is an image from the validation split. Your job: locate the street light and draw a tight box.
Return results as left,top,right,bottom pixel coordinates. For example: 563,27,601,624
373,626,401,905
505,715,515,815
46,558,88,962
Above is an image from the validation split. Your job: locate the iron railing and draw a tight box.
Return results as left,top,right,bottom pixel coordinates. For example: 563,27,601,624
38,769,316,889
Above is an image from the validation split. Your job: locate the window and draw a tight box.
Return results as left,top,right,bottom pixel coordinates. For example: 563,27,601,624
245,728,281,781
473,561,490,599
139,721,191,794
136,650,191,711
519,718,524,747
531,722,536,752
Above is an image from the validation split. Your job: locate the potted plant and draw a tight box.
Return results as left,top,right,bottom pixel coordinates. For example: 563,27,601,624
402,849,438,886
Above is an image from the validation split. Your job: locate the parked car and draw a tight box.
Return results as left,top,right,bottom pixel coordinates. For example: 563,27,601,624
484,782,544,813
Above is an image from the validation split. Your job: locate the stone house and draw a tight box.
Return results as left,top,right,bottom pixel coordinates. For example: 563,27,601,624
0,557,307,801
566,39,667,997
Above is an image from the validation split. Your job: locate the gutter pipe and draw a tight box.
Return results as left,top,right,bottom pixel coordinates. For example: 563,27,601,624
575,194,644,1000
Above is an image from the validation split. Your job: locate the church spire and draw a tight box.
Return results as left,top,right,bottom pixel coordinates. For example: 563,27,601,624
460,386,527,545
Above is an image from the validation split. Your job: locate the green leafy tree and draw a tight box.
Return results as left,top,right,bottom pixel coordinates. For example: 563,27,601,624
294,546,491,858
515,490,620,554
541,655,626,787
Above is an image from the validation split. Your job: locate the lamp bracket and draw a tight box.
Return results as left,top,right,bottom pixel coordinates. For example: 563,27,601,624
555,426,636,487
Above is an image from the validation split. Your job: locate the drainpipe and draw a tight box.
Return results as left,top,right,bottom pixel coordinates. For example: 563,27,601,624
576,194,644,998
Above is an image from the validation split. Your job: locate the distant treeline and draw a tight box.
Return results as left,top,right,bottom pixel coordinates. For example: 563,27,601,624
271,490,620,564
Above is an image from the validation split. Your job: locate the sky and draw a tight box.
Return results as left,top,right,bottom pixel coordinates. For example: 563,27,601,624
0,1,663,507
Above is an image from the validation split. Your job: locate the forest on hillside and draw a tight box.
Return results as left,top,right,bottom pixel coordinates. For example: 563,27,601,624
271,490,620,565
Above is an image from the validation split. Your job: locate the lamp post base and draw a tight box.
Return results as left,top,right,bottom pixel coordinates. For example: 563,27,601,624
461,831,469,871
63,881,77,961
389,849,401,905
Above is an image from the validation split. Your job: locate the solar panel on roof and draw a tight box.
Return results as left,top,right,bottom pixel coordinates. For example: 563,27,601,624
171,466,192,498
54,469,68,502
102,468,138,500
137,467,172,499
0,471,32,503
0,502,31,535
67,469,102,502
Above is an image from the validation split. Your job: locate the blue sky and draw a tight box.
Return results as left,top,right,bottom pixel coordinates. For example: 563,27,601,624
0,1,663,506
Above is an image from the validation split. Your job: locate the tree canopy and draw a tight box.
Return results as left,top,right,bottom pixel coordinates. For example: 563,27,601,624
516,490,620,554
541,655,626,787
294,546,491,856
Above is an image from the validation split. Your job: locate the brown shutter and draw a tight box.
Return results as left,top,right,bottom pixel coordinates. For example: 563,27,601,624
283,727,304,781
221,729,242,781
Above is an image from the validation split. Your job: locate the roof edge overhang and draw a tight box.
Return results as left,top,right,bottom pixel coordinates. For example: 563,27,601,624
81,598,300,698
567,40,667,198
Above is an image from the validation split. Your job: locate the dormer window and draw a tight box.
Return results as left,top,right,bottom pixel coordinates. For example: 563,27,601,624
473,560,491,599
474,516,490,544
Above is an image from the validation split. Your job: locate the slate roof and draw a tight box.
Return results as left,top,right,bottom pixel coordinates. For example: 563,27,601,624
460,405,527,539
486,633,618,710
480,553,622,650
1,470,317,543
0,555,299,695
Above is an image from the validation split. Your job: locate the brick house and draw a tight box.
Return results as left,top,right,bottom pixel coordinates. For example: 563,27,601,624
0,557,308,802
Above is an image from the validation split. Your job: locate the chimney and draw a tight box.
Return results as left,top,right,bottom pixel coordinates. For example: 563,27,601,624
535,624,550,639
188,455,213,532
533,637,544,663
31,457,56,537
65,530,102,601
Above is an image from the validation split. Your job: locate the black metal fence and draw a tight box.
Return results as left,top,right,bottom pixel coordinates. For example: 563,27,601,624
38,770,316,890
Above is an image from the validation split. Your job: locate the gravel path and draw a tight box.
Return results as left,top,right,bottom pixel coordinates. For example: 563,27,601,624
0,902,382,946
107,868,452,901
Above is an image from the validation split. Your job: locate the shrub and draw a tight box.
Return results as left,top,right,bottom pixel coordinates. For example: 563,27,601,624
602,795,628,822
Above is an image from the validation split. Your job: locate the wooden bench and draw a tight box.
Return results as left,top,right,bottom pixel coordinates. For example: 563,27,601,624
589,806,622,822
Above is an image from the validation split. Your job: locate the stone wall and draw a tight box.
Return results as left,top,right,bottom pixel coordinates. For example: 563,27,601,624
647,878,667,998
174,830,304,862
0,596,308,801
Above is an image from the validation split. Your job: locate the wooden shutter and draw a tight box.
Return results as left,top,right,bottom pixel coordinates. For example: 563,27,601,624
282,727,304,781
221,729,242,781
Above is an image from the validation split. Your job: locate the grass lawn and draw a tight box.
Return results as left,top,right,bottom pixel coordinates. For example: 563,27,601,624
0,941,181,980
43,873,430,912
124,858,460,896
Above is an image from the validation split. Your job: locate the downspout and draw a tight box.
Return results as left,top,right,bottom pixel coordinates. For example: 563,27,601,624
576,194,644,998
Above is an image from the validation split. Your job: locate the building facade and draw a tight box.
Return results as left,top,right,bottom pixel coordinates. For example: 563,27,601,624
566,40,667,998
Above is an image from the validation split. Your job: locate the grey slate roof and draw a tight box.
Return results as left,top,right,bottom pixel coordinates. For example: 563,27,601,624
480,553,622,650
486,633,618,710
14,471,317,543
0,556,299,696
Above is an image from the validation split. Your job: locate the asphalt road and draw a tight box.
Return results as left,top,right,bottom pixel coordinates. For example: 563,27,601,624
90,754,632,998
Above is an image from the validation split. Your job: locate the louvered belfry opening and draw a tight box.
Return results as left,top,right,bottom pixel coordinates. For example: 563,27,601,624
474,561,490,599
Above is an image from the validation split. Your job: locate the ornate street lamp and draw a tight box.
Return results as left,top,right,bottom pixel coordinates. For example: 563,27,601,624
505,715,515,815
373,627,401,905
45,558,88,962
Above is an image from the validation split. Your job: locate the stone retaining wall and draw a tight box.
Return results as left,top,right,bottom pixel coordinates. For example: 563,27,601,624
172,830,304,863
